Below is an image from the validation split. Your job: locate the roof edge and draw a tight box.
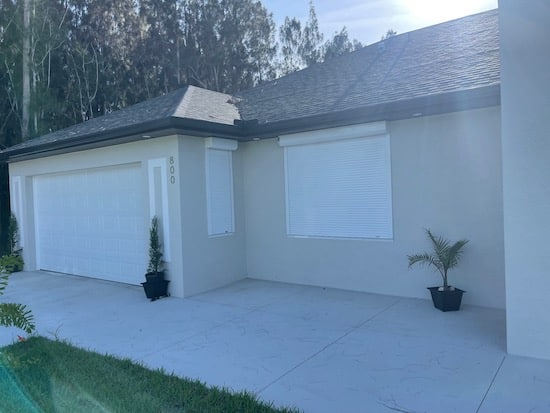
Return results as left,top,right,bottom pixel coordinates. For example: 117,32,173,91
1,84,500,162
241,84,501,138
1,117,243,162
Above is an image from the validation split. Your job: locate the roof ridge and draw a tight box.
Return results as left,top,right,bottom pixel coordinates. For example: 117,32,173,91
368,8,499,48
172,85,193,118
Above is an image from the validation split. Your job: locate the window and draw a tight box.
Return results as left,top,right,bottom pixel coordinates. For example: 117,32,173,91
205,138,238,236
280,122,393,239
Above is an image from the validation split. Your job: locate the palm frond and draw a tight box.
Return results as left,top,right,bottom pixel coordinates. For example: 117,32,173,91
426,229,450,263
447,239,469,269
408,253,434,268
0,303,36,334
407,253,444,275
0,273,8,294
408,229,469,286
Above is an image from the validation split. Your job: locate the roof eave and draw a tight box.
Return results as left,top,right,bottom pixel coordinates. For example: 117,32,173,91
1,84,501,162
240,84,501,139
1,117,243,162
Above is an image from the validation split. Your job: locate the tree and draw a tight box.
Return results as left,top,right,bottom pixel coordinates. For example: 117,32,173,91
322,27,363,61
278,1,364,75
0,0,71,144
299,1,323,66
135,0,183,99
278,16,303,75
0,0,23,148
381,29,397,40
182,0,276,93
66,0,140,119
21,0,30,141
28,0,71,136
278,1,323,75
0,0,282,146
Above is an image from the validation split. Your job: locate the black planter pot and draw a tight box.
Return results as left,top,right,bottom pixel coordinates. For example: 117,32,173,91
427,287,465,312
141,278,170,301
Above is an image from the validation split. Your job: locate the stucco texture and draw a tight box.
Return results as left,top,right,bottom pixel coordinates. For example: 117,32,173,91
9,135,248,299
500,0,550,359
242,107,504,308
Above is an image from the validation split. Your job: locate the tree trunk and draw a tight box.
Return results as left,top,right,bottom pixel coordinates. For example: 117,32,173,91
21,0,31,141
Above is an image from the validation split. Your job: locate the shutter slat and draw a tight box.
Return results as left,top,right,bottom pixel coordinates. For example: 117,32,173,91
285,136,393,239
206,149,235,236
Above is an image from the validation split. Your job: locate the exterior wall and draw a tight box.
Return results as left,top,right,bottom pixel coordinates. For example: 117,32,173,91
243,107,505,308
9,137,185,297
8,133,247,298
500,0,550,359
177,136,247,296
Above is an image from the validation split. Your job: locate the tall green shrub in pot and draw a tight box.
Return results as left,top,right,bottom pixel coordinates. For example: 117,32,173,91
146,216,164,278
142,216,169,300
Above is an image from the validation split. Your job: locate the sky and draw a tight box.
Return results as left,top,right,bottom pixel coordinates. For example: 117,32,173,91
262,0,498,45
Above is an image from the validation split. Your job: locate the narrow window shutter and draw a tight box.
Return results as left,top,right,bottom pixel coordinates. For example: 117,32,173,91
206,149,235,236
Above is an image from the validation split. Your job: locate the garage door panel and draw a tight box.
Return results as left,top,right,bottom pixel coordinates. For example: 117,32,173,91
34,164,147,284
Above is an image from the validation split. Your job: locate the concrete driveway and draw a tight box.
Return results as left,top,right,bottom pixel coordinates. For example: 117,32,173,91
1,271,550,413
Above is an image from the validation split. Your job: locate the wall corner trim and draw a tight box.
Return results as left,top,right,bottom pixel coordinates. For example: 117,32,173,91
147,158,171,261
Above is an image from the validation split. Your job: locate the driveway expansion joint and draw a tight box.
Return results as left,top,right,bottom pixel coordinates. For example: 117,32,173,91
256,298,403,396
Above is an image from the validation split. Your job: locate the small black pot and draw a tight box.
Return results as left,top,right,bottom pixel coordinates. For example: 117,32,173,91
427,287,465,312
141,278,170,301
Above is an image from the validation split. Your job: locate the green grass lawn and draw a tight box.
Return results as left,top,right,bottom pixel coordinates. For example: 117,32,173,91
0,337,299,413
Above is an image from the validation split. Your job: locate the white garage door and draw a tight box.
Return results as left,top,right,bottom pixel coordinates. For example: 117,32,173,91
33,164,148,284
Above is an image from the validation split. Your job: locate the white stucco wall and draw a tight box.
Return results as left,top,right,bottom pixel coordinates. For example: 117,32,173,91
243,107,505,308
177,136,247,296
7,133,248,299
9,137,185,296
500,0,550,359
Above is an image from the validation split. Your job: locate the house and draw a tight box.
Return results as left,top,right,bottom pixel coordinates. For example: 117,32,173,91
1,3,549,361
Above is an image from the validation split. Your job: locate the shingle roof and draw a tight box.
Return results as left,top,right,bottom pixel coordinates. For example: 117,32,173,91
5,86,240,153
2,9,500,159
235,9,499,124
173,86,240,124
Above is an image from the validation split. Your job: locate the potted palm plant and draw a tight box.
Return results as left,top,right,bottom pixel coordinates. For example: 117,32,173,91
407,229,469,311
141,216,169,301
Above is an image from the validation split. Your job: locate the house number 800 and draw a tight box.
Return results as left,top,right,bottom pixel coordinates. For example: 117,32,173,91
169,156,176,184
